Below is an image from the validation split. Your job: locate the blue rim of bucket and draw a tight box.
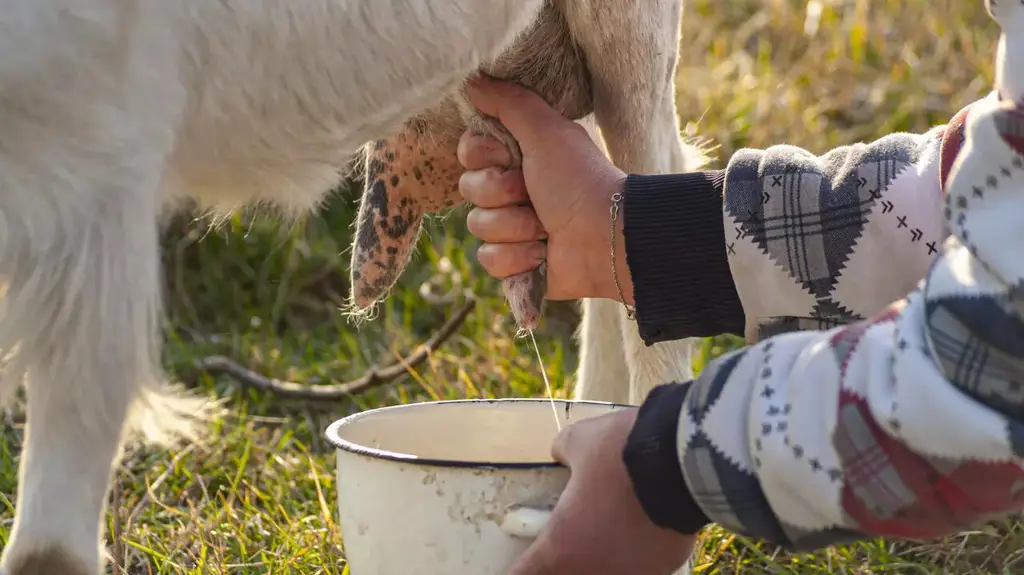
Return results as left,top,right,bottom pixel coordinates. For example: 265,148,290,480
324,398,633,469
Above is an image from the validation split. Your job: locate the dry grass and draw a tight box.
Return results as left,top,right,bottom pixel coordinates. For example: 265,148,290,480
0,1,1016,573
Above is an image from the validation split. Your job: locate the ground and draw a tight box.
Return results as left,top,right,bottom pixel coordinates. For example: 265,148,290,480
0,0,1017,573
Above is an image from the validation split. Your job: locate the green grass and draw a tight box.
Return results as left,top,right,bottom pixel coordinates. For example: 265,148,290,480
0,0,1018,573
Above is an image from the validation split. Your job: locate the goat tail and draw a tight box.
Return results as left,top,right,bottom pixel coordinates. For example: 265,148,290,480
125,380,222,448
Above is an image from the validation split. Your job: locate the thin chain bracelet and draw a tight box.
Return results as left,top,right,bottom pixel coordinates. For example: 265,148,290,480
609,191,636,320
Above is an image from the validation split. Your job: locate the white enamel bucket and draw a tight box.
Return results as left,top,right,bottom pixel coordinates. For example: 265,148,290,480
324,398,630,575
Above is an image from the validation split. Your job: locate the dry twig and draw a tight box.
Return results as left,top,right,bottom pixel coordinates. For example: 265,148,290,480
194,299,476,400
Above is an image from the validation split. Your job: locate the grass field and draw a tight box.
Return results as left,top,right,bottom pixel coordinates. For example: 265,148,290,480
0,0,1015,573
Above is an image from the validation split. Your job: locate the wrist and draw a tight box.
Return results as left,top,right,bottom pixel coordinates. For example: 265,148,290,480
586,174,634,305
609,184,635,307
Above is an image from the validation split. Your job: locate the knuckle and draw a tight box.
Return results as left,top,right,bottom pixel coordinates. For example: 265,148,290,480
517,211,537,238
466,138,491,167
483,139,513,168
566,122,589,139
528,212,544,238
491,170,515,198
512,207,539,238
479,168,512,203
503,80,527,99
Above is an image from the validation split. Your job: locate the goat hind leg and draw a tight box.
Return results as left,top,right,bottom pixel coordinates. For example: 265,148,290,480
566,1,701,571
572,117,630,405
564,0,702,402
0,169,165,575
575,297,630,403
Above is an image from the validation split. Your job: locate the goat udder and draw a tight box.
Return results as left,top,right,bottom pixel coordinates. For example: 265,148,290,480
349,122,464,308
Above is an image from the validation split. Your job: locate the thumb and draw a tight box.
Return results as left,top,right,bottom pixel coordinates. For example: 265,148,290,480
550,423,576,466
551,409,639,466
550,414,597,465
465,76,569,149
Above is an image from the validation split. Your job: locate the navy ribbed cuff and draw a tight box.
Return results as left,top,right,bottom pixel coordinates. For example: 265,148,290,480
621,172,744,345
623,381,710,534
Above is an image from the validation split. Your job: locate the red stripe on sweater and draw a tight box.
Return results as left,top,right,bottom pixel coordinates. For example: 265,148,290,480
939,103,973,193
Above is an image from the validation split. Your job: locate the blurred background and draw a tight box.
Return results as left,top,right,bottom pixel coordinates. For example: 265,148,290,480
0,0,1009,572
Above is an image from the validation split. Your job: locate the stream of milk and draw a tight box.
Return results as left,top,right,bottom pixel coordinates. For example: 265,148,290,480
526,328,562,432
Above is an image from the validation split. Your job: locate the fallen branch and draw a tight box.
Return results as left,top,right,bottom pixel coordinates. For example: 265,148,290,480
194,298,476,400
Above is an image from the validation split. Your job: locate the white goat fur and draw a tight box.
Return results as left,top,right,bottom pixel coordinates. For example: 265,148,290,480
0,1,701,573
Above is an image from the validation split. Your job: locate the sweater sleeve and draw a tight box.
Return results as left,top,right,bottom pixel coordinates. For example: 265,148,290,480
723,126,949,342
622,87,1024,548
621,117,958,346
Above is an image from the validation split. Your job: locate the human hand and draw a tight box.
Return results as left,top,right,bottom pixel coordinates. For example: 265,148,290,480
460,77,633,304
506,409,696,574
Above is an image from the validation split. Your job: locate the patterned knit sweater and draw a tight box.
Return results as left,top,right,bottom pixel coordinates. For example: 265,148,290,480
619,2,1024,548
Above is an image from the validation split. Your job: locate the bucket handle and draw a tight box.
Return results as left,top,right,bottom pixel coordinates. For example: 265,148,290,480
500,504,553,539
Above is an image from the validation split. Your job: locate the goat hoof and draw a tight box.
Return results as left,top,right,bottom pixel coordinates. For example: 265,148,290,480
2,547,94,575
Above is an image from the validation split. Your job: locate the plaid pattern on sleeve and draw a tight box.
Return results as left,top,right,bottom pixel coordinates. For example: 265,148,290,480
672,1,1024,547
723,130,949,339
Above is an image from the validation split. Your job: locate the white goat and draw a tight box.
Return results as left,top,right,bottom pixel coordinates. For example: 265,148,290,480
0,1,701,574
